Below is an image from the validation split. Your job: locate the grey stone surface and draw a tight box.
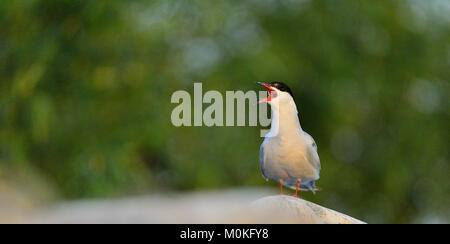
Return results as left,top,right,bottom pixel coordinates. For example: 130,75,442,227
2,189,365,224
249,195,365,224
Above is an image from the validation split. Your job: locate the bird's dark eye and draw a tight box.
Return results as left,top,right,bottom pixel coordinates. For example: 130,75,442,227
269,81,295,101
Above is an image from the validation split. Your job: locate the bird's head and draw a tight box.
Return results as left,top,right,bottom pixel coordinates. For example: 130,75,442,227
257,81,295,107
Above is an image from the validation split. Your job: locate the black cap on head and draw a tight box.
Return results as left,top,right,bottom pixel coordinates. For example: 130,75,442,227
269,82,295,101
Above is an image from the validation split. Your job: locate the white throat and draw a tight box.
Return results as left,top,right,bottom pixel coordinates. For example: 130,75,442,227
266,99,303,138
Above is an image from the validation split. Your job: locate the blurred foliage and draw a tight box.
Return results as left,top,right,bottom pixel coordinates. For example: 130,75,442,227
0,0,449,223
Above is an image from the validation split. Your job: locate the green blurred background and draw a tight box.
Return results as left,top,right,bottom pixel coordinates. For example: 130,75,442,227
0,0,448,223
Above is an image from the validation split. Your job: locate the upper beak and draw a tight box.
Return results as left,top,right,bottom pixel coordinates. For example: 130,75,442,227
256,82,275,92
256,82,275,103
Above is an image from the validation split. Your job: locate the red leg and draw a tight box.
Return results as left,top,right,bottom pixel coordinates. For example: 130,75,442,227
279,180,284,195
293,179,301,199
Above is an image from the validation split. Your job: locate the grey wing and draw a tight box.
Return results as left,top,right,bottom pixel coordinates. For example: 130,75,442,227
303,131,321,171
259,141,268,181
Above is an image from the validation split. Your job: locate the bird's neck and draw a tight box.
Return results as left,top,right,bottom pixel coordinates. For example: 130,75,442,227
267,101,303,137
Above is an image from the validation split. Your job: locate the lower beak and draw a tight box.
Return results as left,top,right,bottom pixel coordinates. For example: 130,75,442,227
256,82,275,104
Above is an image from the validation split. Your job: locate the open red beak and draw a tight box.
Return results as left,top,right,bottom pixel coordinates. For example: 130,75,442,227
257,82,276,103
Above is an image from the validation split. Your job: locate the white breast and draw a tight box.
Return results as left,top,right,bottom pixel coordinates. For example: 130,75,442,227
261,130,319,182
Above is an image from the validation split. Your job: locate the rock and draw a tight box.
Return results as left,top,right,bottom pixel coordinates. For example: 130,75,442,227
7,189,365,224
249,195,365,224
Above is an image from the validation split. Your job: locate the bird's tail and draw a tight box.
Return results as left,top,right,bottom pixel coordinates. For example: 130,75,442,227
288,183,322,194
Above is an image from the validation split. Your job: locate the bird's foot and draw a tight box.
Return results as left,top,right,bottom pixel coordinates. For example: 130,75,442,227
289,194,301,199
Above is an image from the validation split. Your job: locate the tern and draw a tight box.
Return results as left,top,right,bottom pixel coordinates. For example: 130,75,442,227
257,81,321,198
